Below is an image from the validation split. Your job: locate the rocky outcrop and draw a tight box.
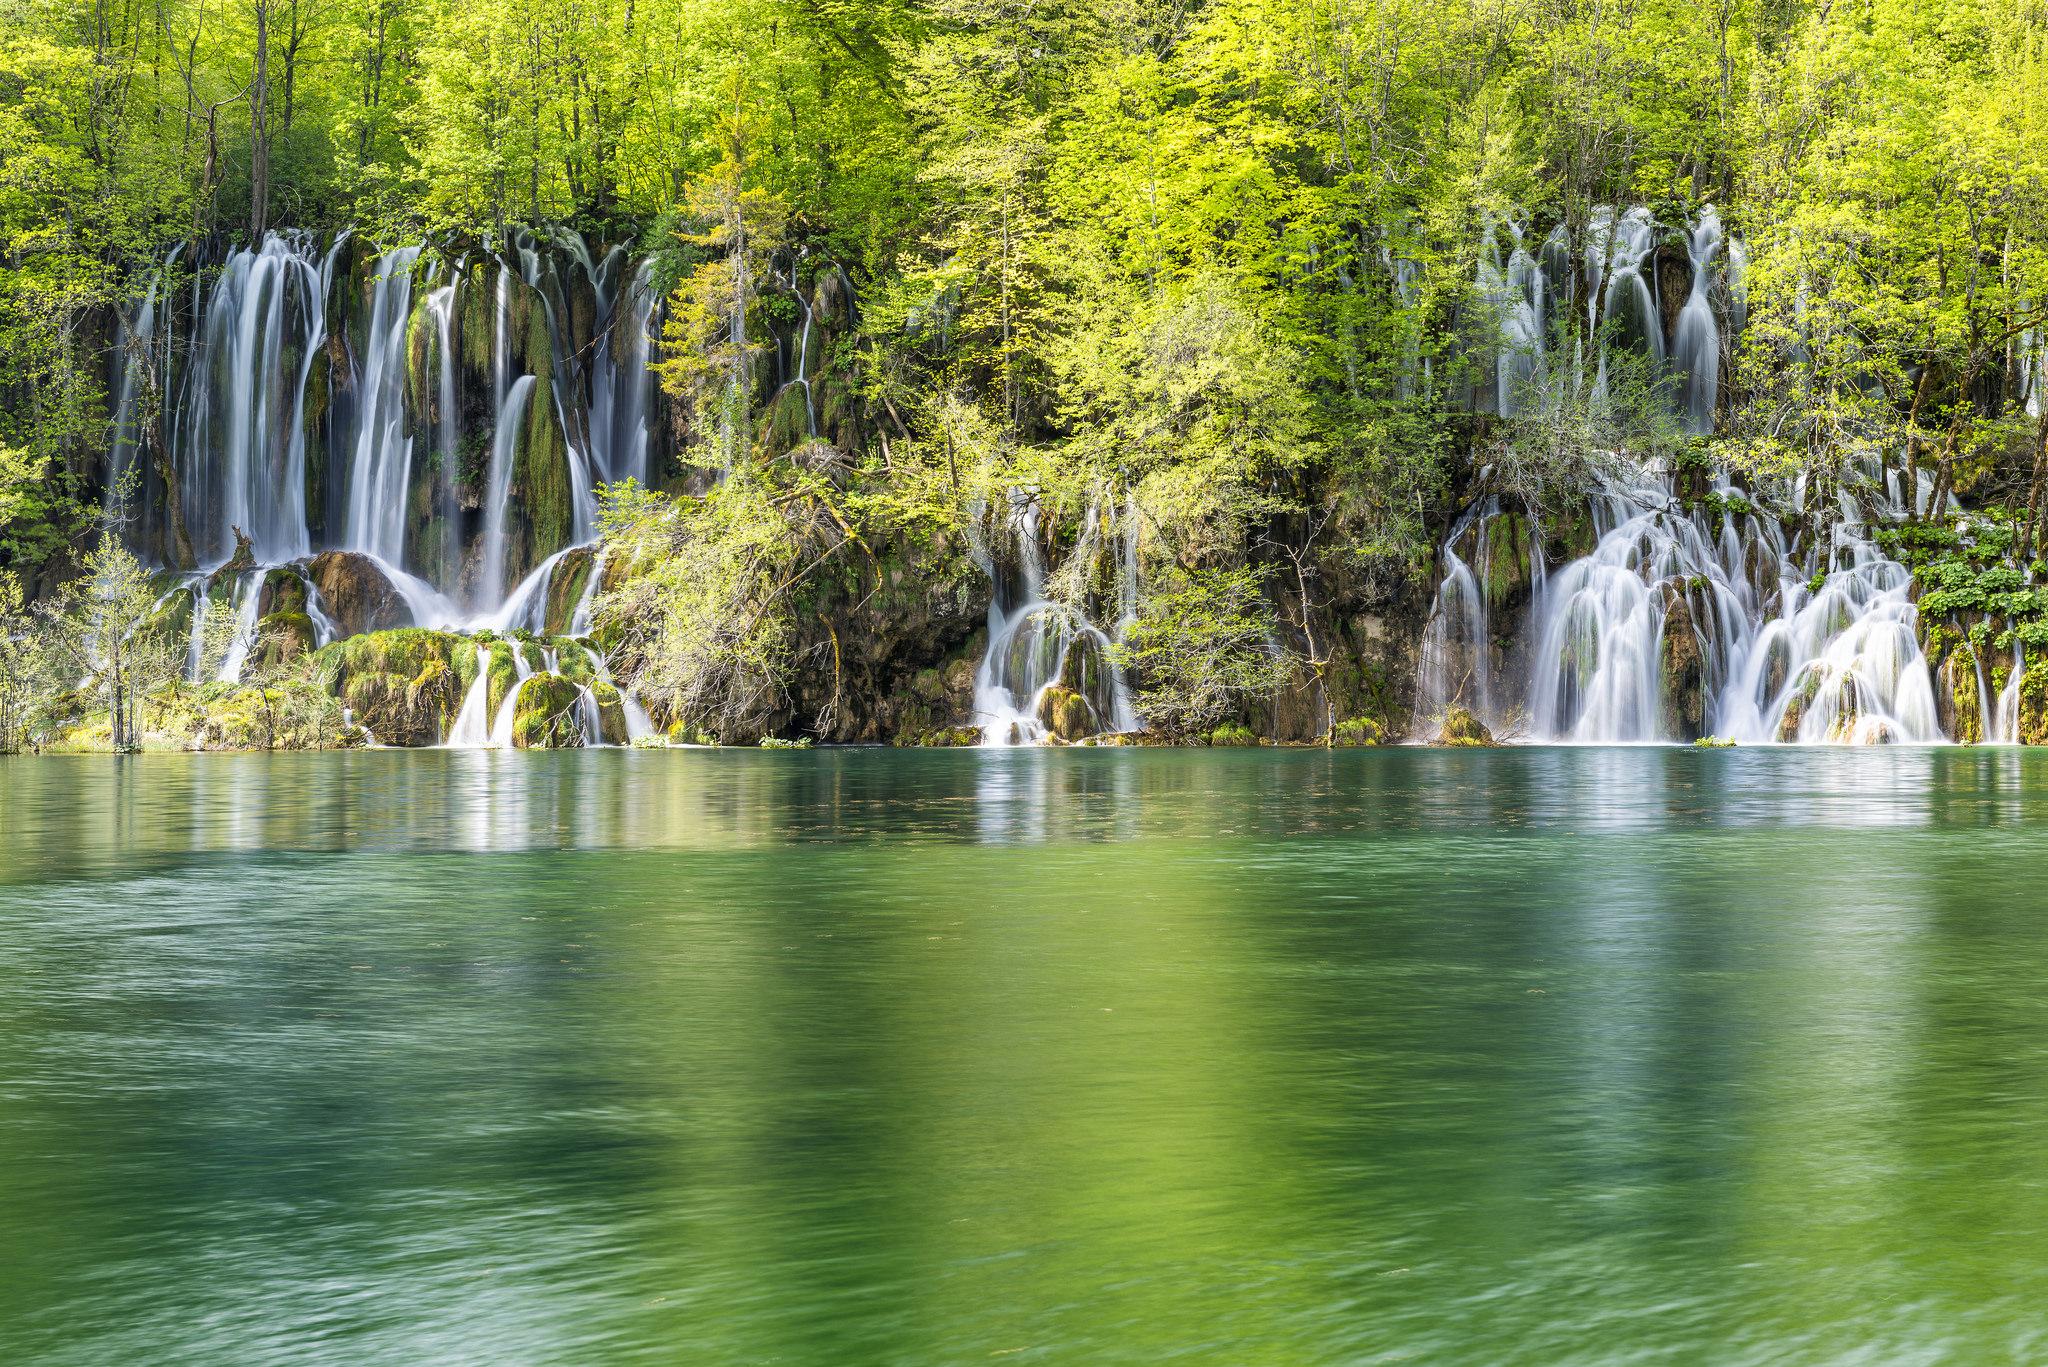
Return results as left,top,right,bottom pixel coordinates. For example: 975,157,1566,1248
311,628,479,746
1035,685,1095,742
510,673,585,749
306,551,409,638
1436,706,1496,746
1658,583,1708,741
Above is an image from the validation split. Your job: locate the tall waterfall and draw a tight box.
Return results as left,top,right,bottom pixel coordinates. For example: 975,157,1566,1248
341,246,423,566
1671,208,1724,434
169,234,326,565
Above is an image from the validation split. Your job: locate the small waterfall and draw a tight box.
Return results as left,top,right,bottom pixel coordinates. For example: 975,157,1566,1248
341,246,423,565
444,643,495,747
1672,207,1724,434
424,281,462,584
215,571,267,683
487,644,535,747
184,574,211,680
1415,499,1500,728
1586,206,1664,400
970,492,1137,744
1995,645,2024,743
1479,222,1544,416
479,375,537,610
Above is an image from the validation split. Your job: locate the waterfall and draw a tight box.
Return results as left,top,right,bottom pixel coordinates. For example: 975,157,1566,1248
479,375,536,610
970,492,1138,744
487,644,535,747
215,571,267,683
591,259,657,487
1994,645,2024,743
425,281,462,585
1672,207,1724,434
341,246,423,565
171,233,324,565
1479,222,1545,416
1586,206,1664,402
444,643,495,747
514,233,599,544
1452,461,1945,745
1415,499,1501,729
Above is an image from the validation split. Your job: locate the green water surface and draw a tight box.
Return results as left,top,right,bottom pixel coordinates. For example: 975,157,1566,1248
2,746,2045,1364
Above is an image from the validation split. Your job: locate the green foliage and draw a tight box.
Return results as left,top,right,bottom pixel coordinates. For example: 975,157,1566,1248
1112,565,1290,741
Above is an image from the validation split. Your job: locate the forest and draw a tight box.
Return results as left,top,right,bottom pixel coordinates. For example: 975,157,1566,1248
2,0,2047,750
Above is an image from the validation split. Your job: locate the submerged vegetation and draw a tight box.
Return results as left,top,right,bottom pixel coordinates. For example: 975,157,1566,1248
3,0,2048,749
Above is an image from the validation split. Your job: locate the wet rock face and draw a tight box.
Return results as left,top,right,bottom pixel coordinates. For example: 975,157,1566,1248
306,550,408,638
1658,583,1708,741
511,673,586,749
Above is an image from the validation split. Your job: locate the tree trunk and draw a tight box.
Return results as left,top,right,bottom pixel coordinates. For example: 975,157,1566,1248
250,0,270,239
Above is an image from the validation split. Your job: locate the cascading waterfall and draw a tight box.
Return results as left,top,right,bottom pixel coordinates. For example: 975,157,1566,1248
445,642,496,748
971,492,1140,745
172,234,325,565
1419,204,1955,745
341,246,423,565
1427,468,1945,744
1587,206,1666,401
590,259,657,487
479,375,537,611
109,226,674,739
424,281,462,585
1671,208,1724,434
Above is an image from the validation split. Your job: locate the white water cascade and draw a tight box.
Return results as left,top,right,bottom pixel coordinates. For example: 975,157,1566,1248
1420,467,1946,745
1671,208,1725,434
170,234,326,565
341,246,424,565
445,643,496,747
970,493,1140,745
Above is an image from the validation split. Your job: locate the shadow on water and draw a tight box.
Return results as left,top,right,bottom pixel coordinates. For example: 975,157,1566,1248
1,747,2047,1363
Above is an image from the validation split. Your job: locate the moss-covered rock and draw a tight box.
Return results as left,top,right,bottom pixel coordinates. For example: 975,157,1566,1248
511,673,586,749
257,566,309,618
311,628,481,746
900,725,983,747
588,678,628,746
256,611,316,669
1658,584,1708,741
1205,722,1260,746
542,546,596,636
1036,684,1097,742
1329,716,1384,746
1435,707,1496,746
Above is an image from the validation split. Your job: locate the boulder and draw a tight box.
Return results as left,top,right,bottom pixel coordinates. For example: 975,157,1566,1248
1329,717,1384,747
1435,707,1496,746
306,550,409,638
511,673,586,749
1035,684,1097,743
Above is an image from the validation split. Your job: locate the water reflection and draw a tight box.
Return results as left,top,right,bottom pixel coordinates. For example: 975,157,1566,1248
2,749,2047,1362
